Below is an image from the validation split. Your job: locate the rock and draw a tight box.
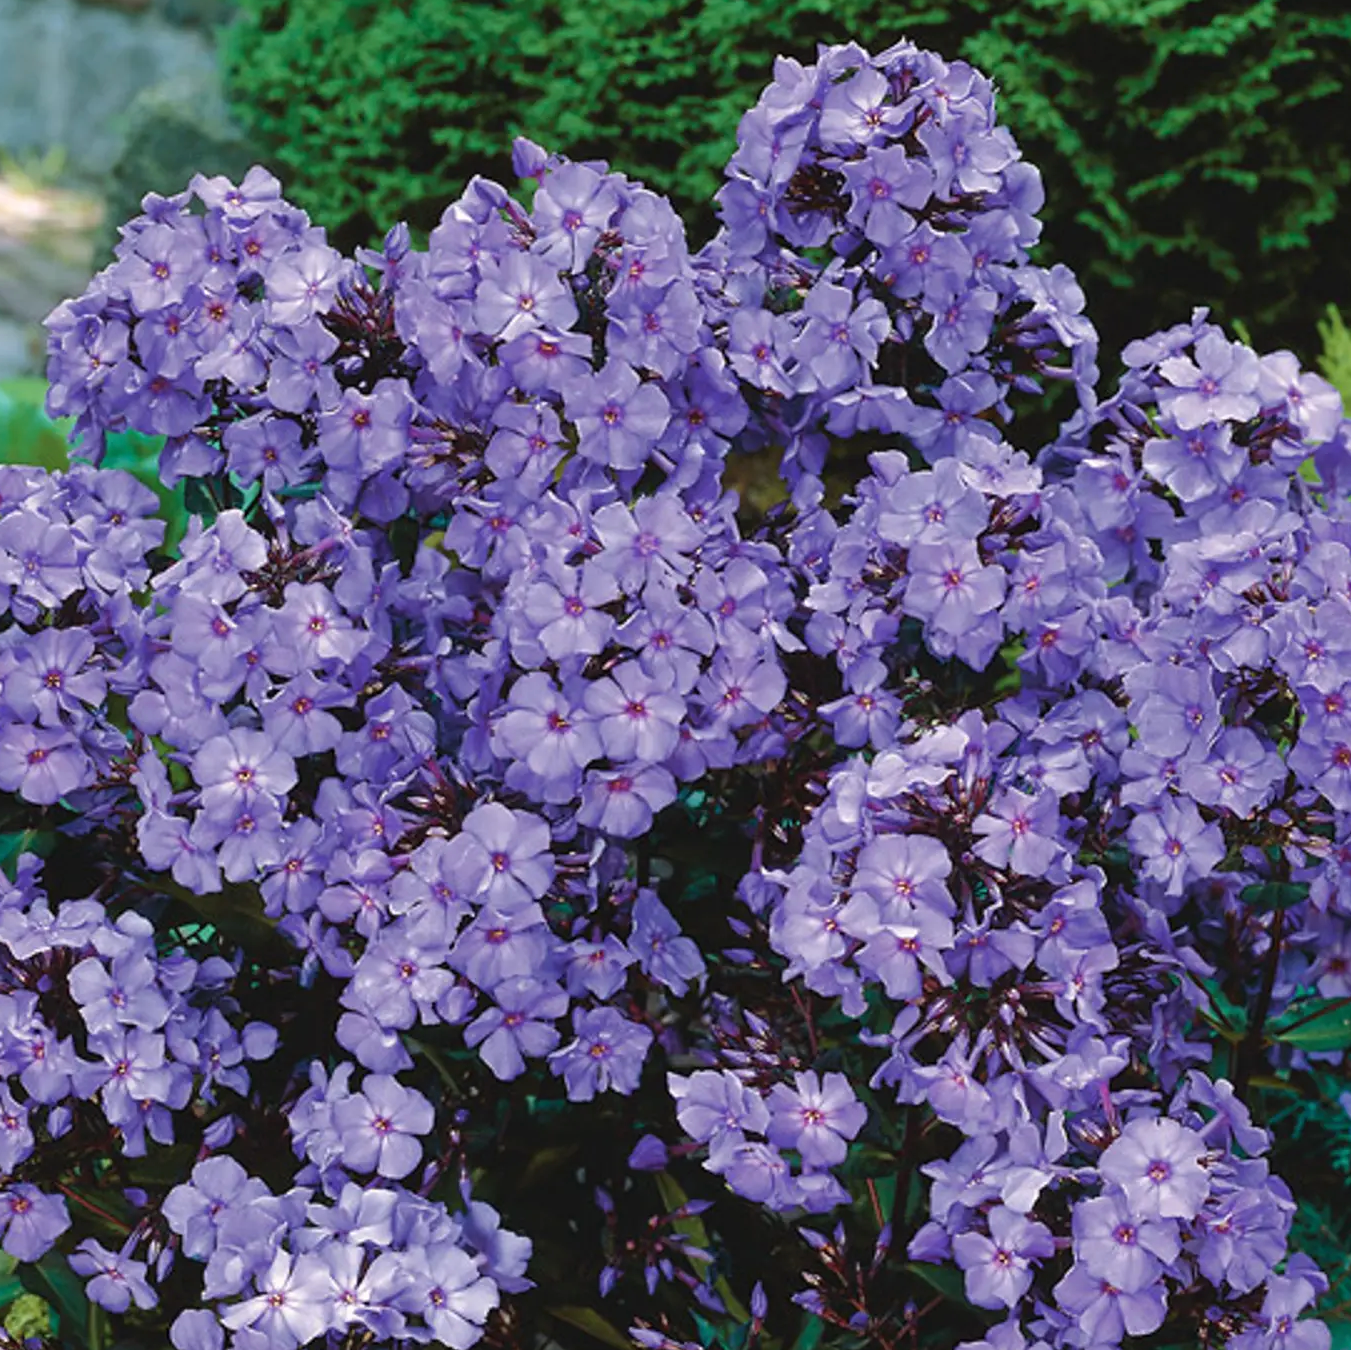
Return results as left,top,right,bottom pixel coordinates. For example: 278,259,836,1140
99,75,267,263
0,0,221,182
160,0,237,29
0,316,35,382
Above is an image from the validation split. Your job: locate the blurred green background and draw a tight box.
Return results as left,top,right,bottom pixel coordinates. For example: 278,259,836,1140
4,0,1351,384
219,0,1351,368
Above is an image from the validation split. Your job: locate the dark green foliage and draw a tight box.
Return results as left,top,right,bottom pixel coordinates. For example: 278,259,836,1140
222,0,1351,361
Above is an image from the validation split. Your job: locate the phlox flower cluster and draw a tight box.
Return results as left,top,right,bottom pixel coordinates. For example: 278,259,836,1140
0,31,1334,1350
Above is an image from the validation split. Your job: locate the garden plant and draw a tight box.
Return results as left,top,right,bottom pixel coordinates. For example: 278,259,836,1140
0,34,1348,1350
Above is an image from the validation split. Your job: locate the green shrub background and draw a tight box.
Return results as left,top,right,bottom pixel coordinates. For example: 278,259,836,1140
221,0,1351,363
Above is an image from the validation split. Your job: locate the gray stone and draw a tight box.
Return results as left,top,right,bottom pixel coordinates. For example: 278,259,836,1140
160,0,237,31
0,0,221,181
0,316,35,382
99,75,265,261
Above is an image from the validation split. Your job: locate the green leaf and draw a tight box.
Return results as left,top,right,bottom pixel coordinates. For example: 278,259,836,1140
903,1260,982,1311
1239,880,1310,912
788,1315,824,1350
19,1251,89,1348
547,1305,633,1350
1268,998,1351,1052
653,1171,750,1322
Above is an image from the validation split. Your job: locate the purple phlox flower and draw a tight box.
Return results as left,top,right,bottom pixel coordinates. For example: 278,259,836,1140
951,1205,1054,1310
567,360,671,470
170,1308,225,1350
0,1184,70,1261
346,929,454,1030
267,318,341,413
911,1040,994,1133
521,558,619,661
323,1242,412,1338
1072,1192,1179,1293
972,786,1064,879
726,309,794,396
923,273,997,374
845,899,954,999
1126,796,1225,898
818,660,902,749
1000,543,1073,631
1052,1261,1168,1342
852,832,956,915
922,1136,1005,1225
1127,663,1221,757
1274,602,1351,694
493,672,602,790
790,282,890,395
668,1068,770,1147
68,951,169,1034
486,400,566,491
1259,348,1343,442
694,556,771,655
450,902,550,989
475,249,578,341
1143,422,1244,503
316,847,396,938
190,727,297,823
919,116,1017,195
1179,727,1283,818
609,279,703,380
880,221,971,300
1218,1266,1330,1350
548,1005,654,1101
303,1181,398,1250
1099,1116,1210,1220
1289,721,1351,812
261,670,352,757
583,661,685,765
577,763,678,837
398,1238,501,1346
332,1073,435,1180
1157,329,1261,430
592,495,703,593
0,724,90,805
6,626,105,726
697,649,786,729
223,411,312,488
126,220,205,313
630,888,705,995
766,1070,866,1168
69,1237,158,1312
533,161,620,271
189,793,286,883
818,63,906,149
875,456,994,545
162,1155,271,1260
0,1084,33,1173
705,1135,794,1208
168,509,268,603
464,975,568,1080
842,144,935,246
265,239,347,327
904,538,1005,635
459,801,556,910
913,374,1005,465
565,933,637,999
221,1248,332,1348
460,1194,533,1293
499,323,592,395
0,510,82,608
318,378,413,499
192,165,282,219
